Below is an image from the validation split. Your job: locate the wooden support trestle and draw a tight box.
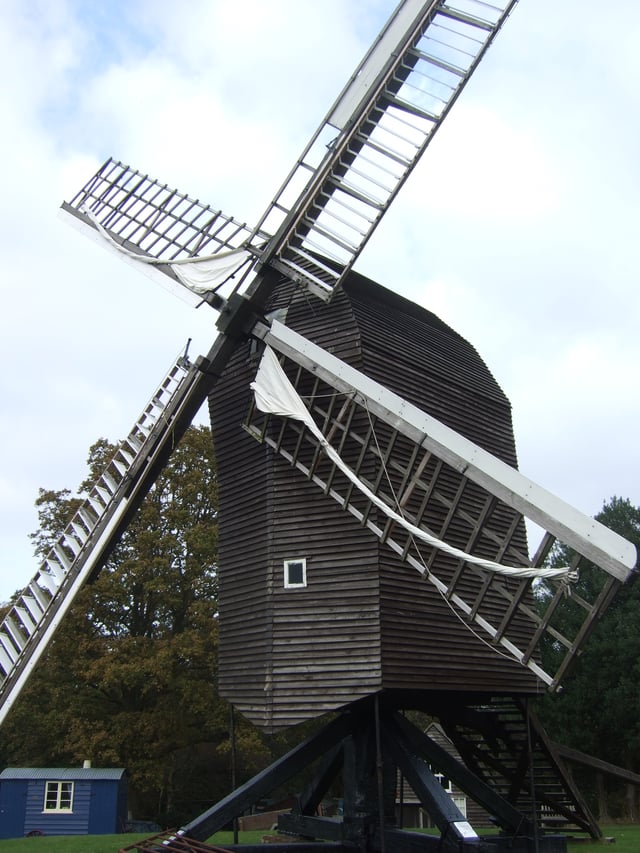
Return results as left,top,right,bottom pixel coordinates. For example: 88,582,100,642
172,693,576,853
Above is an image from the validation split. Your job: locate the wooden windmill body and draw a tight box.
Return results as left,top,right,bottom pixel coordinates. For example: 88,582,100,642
214,271,538,732
0,2,636,850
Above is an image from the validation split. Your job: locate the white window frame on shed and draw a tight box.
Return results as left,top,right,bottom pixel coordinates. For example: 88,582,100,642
284,558,307,588
43,780,74,813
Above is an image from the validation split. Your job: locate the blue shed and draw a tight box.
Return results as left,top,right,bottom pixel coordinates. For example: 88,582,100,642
0,766,127,838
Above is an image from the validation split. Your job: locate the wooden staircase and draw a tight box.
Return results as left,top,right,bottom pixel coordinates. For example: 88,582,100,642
434,694,600,838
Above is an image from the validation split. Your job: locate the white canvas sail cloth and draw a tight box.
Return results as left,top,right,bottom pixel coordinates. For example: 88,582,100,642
251,346,576,583
169,251,252,294
82,207,252,295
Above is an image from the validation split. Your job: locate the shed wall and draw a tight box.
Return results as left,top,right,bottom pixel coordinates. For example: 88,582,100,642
0,780,27,839
24,780,90,837
88,778,127,834
0,771,126,838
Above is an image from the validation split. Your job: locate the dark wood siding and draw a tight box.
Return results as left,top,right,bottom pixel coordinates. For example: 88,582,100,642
342,274,537,694
378,551,537,692
210,343,273,728
212,283,383,730
211,271,539,730
269,461,383,726
345,273,517,462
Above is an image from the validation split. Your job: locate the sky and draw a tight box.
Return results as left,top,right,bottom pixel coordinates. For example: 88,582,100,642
0,0,639,602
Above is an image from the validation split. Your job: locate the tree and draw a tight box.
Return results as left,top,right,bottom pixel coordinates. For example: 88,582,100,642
537,496,640,821
0,426,242,825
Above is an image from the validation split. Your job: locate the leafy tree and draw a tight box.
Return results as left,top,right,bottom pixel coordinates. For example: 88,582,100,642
537,496,640,820
0,426,240,825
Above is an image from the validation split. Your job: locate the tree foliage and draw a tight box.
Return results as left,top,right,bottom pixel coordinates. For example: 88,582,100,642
0,426,245,825
13,423,638,828
537,496,640,820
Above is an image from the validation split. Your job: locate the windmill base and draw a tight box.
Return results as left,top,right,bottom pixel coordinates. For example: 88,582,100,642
178,694,579,852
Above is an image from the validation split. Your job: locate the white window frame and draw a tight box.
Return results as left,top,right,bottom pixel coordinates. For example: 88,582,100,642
284,558,307,588
452,795,467,818
431,768,453,794
43,780,74,813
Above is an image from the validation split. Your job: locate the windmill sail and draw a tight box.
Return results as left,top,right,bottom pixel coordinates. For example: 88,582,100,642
253,0,518,298
61,159,262,306
62,1,518,305
0,346,221,726
43,2,639,846
244,319,636,690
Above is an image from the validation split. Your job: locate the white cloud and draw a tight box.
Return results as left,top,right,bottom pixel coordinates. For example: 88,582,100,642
401,103,563,221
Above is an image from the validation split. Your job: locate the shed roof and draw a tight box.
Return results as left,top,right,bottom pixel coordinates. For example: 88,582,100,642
0,767,125,781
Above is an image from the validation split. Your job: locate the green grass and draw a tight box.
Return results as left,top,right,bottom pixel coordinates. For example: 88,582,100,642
0,829,267,852
0,826,638,852
569,824,640,850
0,834,148,852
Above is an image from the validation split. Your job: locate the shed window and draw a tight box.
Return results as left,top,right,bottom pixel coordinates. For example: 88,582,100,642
44,780,74,812
284,558,307,588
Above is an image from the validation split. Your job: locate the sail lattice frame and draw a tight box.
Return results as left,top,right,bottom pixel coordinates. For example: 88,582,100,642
253,0,519,298
245,320,636,691
62,159,263,300
62,2,519,305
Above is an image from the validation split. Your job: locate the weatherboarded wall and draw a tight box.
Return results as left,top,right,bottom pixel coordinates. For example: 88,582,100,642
210,344,274,729
342,275,536,694
210,271,537,731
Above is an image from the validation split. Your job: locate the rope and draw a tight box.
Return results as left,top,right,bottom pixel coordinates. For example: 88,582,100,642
361,401,545,666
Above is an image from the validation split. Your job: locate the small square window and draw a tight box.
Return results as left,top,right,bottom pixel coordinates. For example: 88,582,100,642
284,558,307,588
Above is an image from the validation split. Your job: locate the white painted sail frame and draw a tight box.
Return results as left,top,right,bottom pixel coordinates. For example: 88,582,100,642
261,319,636,583
328,0,439,130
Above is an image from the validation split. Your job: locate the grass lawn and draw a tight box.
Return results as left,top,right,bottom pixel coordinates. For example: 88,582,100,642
571,824,640,850
0,826,639,851
0,834,149,852
0,829,268,852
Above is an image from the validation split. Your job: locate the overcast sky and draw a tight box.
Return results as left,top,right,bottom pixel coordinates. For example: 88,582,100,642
1,0,638,602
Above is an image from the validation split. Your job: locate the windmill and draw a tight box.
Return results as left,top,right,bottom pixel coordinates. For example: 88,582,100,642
0,1,636,851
